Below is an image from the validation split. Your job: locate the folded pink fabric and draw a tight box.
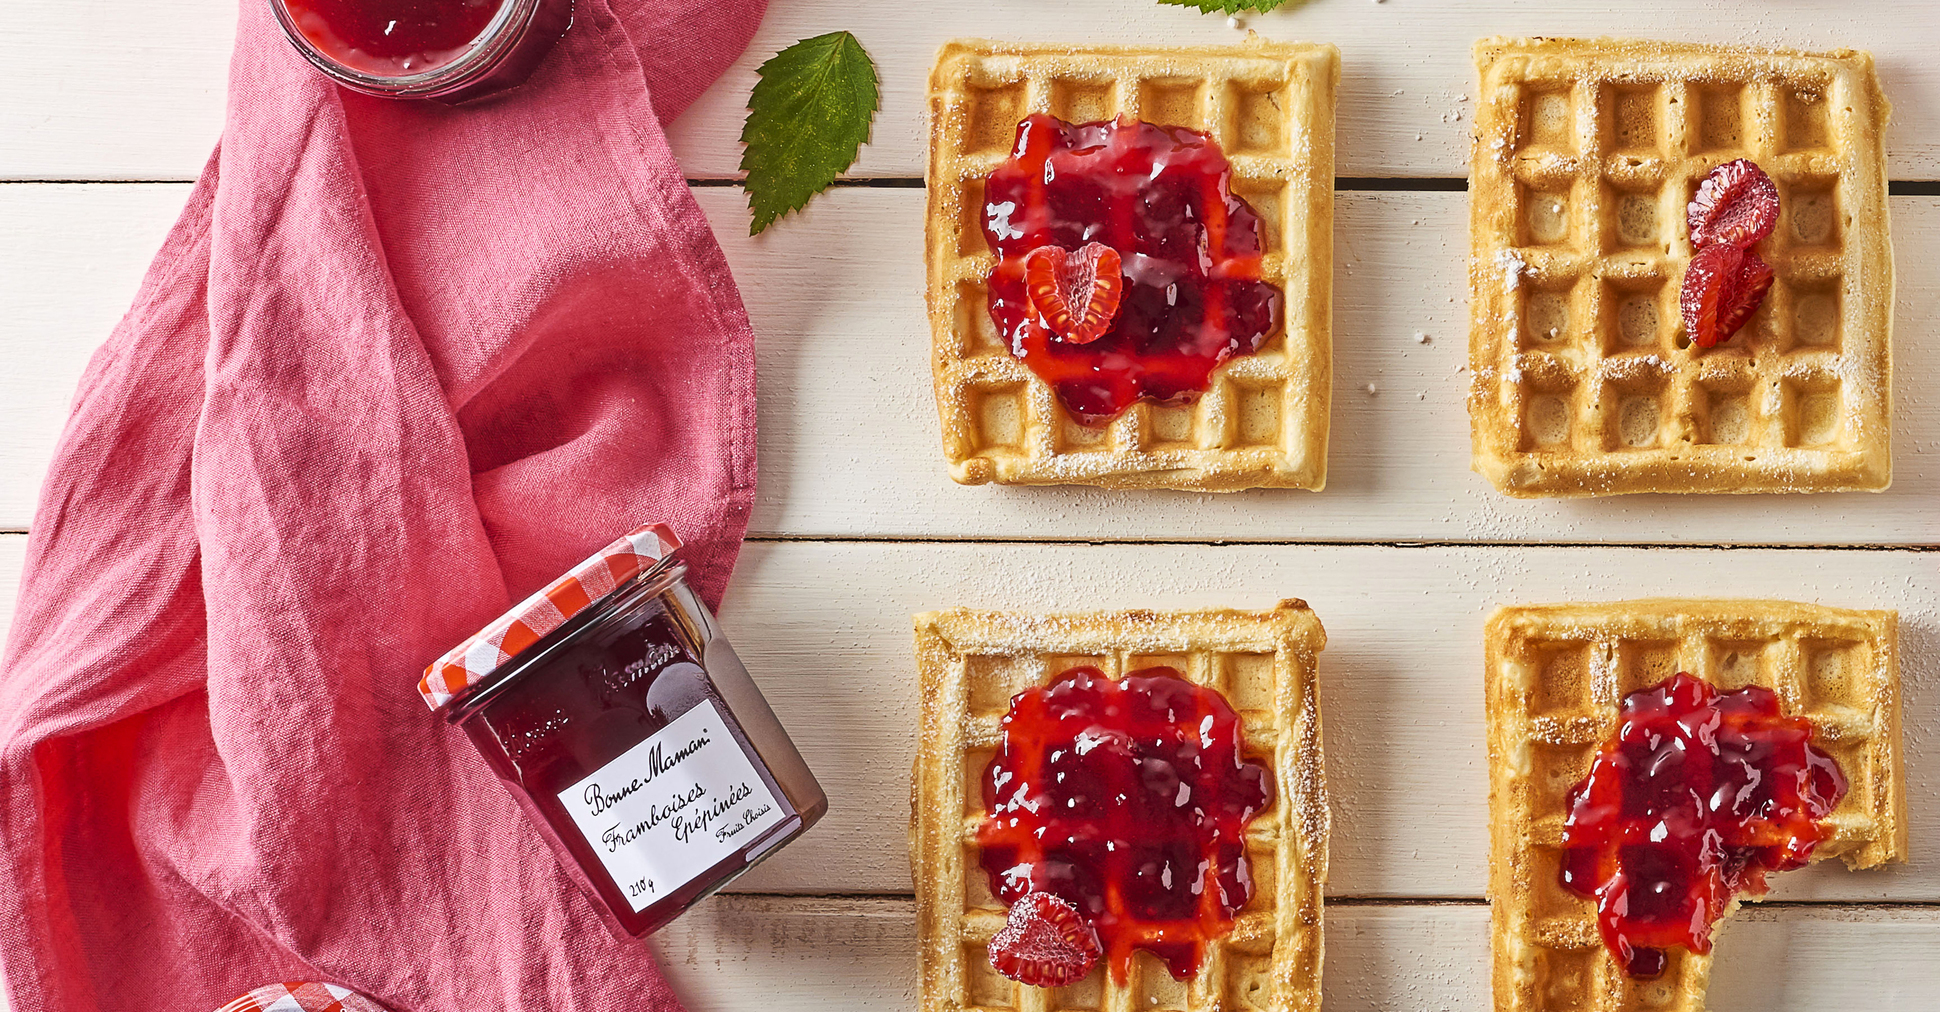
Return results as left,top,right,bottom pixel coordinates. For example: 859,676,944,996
0,0,766,1007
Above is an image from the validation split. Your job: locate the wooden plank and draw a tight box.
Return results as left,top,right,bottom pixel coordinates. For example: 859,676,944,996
725,188,1940,546
712,540,1940,899
0,536,20,649
0,184,193,529
8,183,1934,545
654,895,1940,1012
652,896,919,1011
669,0,1940,183
3,535,1936,900
8,0,1940,182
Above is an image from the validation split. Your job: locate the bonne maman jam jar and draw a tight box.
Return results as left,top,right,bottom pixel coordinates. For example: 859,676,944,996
420,524,826,938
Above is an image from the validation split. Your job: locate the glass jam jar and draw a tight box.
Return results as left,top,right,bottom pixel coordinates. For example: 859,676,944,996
421,525,826,938
269,0,573,102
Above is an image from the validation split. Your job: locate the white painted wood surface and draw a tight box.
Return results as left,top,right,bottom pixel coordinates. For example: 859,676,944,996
6,185,1938,544
0,184,190,529
5,0,1939,1008
3,535,1939,1008
650,897,1940,1012
9,0,1940,181
2,537,1935,902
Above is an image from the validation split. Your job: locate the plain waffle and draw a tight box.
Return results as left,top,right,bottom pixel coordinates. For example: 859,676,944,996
1468,38,1893,496
911,604,1329,1012
1484,599,1905,1012
926,38,1338,491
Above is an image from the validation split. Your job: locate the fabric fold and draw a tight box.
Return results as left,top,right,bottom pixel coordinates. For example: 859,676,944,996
0,0,765,1007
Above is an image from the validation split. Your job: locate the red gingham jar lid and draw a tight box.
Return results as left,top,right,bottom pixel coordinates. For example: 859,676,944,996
215,983,390,1012
418,523,682,709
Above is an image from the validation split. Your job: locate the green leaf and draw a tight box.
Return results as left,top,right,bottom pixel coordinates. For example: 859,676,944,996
739,31,880,236
1156,0,1294,13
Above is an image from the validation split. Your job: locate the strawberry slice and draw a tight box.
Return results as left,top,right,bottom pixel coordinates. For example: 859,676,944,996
987,892,1101,987
1680,243,1775,349
1687,159,1780,249
1022,243,1123,345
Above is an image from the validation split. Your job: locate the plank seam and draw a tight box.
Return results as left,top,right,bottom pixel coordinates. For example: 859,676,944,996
710,893,1940,909
737,535,1940,552
3,532,1938,551
10,178,1940,193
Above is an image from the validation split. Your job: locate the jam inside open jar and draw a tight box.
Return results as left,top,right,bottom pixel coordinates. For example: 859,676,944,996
428,527,826,938
270,0,573,102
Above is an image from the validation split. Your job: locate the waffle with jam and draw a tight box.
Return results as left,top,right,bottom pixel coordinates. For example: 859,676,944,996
1484,599,1904,1012
911,604,1328,1012
1468,38,1893,496
926,39,1337,491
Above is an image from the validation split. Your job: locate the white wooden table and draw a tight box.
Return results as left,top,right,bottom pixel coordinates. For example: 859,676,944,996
4,1,1939,1009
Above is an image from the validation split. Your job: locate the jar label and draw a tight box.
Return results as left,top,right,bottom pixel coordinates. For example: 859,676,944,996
555,699,788,912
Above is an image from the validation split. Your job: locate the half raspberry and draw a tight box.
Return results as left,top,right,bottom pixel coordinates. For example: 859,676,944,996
1680,243,1774,348
988,892,1101,987
1022,242,1123,345
1687,159,1780,249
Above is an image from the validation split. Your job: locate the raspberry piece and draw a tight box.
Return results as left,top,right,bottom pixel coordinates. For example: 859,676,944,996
987,892,1101,987
1022,242,1123,345
1680,243,1775,348
1687,159,1780,249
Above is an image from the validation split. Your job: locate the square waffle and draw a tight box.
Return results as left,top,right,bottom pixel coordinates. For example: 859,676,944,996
1484,599,1905,1012
925,38,1338,491
911,604,1329,1012
1468,38,1894,496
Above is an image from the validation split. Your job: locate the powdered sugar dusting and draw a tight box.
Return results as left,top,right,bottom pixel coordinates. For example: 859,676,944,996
1466,37,1890,497
1494,249,1528,292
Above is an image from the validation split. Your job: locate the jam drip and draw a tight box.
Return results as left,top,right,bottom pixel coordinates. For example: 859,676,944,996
981,114,1283,425
1558,672,1847,978
978,667,1272,982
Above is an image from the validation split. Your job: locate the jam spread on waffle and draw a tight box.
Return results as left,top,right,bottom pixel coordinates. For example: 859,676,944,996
980,114,1283,425
1558,672,1846,978
978,666,1272,982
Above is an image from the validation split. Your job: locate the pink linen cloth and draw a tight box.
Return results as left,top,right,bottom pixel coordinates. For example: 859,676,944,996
0,0,767,1007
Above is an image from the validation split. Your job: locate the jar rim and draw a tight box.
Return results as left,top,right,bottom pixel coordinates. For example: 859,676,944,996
441,557,686,723
268,0,546,99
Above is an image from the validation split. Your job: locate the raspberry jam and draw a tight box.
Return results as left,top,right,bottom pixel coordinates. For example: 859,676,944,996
440,557,826,939
981,114,1283,425
279,0,505,76
1558,672,1846,978
978,667,1272,981
270,0,572,100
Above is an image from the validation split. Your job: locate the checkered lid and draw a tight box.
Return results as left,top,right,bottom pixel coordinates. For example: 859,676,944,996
216,983,389,1012
418,523,682,709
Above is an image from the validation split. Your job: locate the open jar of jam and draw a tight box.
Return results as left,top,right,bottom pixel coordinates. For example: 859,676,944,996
422,525,826,938
269,0,573,102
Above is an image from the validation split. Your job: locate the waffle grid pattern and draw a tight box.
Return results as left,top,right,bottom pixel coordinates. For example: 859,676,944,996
1468,38,1893,496
912,605,1328,1012
925,39,1337,491
1484,599,1905,1012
